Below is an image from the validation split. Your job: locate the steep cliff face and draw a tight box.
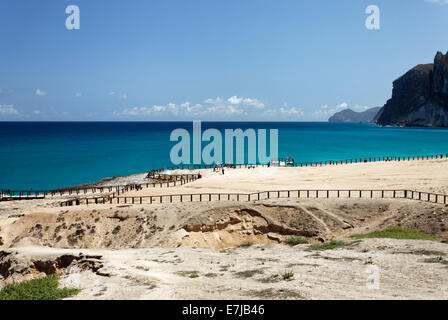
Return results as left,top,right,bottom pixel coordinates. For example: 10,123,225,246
374,51,448,127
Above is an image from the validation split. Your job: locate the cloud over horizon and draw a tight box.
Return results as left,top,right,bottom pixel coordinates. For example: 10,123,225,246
111,96,370,121
114,96,269,119
113,96,302,120
35,89,47,96
0,104,19,115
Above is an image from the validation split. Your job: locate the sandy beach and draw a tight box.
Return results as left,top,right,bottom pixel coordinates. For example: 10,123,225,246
1,158,448,299
120,158,448,197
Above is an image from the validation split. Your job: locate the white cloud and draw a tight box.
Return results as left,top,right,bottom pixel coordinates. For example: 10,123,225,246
227,96,264,109
181,102,203,113
0,104,19,115
278,107,304,116
108,91,128,99
426,0,448,5
228,96,243,105
36,89,47,96
114,95,265,118
114,105,167,116
152,105,166,112
205,97,223,105
75,92,82,97
242,98,264,109
263,106,304,118
352,105,369,111
33,110,41,115
336,102,348,110
310,102,373,120
113,97,375,121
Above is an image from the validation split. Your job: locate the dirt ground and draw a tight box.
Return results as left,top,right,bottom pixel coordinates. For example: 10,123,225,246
1,161,448,299
1,198,447,250
2,239,448,300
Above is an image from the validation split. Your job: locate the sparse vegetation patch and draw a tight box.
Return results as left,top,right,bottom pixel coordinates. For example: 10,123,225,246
234,269,264,279
351,227,436,241
308,240,361,251
0,275,80,300
284,236,308,246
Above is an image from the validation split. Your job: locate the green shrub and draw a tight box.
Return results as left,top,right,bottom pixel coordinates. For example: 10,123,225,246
351,227,436,241
308,240,361,251
284,236,308,246
0,275,80,300
282,271,294,280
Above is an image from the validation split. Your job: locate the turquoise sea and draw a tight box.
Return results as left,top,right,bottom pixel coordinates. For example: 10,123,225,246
1,122,448,190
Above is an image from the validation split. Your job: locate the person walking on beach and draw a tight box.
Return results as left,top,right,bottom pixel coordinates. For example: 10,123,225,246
222,167,225,175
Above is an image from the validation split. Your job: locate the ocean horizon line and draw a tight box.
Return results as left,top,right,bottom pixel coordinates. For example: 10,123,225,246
0,120,364,123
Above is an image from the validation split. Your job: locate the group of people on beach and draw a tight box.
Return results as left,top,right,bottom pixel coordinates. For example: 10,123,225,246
213,164,225,175
212,163,261,174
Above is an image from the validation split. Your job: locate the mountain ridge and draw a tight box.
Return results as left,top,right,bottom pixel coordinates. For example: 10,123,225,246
328,107,381,123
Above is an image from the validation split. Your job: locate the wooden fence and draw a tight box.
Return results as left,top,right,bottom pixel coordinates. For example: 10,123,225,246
60,189,448,207
0,190,47,200
147,152,448,172
1,174,200,201
3,151,448,201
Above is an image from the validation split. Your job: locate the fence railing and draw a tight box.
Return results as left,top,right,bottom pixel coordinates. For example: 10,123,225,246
146,152,448,172
0,190,47,200
0,174,200,201
3,151,448,201
59,189,448,207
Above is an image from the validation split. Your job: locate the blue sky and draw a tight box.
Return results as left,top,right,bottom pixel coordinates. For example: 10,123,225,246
0,0,447,121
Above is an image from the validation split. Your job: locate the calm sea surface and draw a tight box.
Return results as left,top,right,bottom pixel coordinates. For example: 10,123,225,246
1,122,448,190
